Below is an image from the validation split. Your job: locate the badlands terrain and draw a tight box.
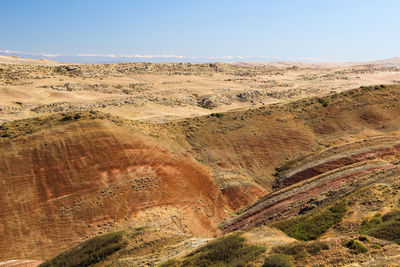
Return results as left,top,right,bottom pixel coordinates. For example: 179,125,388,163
1,56,400,266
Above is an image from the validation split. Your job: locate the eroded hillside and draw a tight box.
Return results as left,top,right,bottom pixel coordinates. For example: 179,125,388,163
0,113,227,259
1,85,400,266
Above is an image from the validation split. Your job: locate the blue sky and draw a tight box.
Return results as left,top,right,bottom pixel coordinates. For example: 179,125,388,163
1,0,399,62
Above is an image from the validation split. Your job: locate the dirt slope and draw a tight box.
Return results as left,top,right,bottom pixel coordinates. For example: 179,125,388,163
0,118,227,259
141,85,400,197
2,85,400,263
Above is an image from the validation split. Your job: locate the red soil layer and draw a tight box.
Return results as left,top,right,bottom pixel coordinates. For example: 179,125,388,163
276,145,400,189
221,185,265,210
0,120,228,259
221,164,394,233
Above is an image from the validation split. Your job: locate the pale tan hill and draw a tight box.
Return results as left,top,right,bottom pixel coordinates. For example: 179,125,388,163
230,61,360,68
370,57,400,67
1,61,399,124
0,55,60,66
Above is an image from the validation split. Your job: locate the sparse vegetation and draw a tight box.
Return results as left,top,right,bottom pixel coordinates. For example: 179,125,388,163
158,232,265,267
61,115,73,121
274,154,308,173
345,240,368,254
358,236,369,243
0,111,112,140
39,231,125,267
263,254,294,267
274,201,347,241
361,209,400,244
272,240,329,264
210,112,225,118
305,241,330,255
317,97,329,107
371,244,382,249
273,243,306,261
1,132,10,138
360,84,388,91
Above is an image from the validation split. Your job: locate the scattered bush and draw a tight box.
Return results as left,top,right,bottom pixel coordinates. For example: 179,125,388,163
273,243,306,261
317,98,328,107
374,85,387,90
61,115,73,121
272,240,329,264
274,201,347,241
358,236,369,243
274,154,308,173
210,113,225,118
1,133,10,138
305,241,329,255
361,209,400,244
345,240,368,254
160,232,265,267
361,214,383,232
263,254,294,267
371,244,382,249
360,85,388,91
382,209,400,221
39,231,125,267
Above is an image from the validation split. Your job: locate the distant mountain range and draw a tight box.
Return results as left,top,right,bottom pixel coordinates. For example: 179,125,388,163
0,52,400,66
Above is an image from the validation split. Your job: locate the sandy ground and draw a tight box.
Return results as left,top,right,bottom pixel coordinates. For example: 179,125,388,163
1,57,399,123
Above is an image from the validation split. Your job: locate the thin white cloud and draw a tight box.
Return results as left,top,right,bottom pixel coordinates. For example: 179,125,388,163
77,54,117,58
77,53,188,59
0,49,61,58
0,49,327,62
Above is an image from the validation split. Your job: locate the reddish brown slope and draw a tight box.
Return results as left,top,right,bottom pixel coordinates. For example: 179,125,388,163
149,85,400,200
0,120,227,259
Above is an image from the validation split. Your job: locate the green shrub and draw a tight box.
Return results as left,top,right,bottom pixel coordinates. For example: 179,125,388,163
274,201,347,241
374,85,387,90
371,244,382,249
60,113,82,122
382,210,400,221
61,115,73,121
39,231,125,267
273,243,306,261
361,215,383,233
345,240,368,254
367,221,400,244
161,232,265,267
1,132,10,138
263,254,294,267
317,98,328,107
361,210,400,244
305,241,329,255
358,236,369,243
210,113,225,118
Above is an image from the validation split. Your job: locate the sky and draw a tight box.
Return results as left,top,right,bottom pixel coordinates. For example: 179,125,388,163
1,0,399,63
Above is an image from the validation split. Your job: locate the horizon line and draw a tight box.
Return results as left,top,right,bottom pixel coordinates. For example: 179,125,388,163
1,49,398,64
